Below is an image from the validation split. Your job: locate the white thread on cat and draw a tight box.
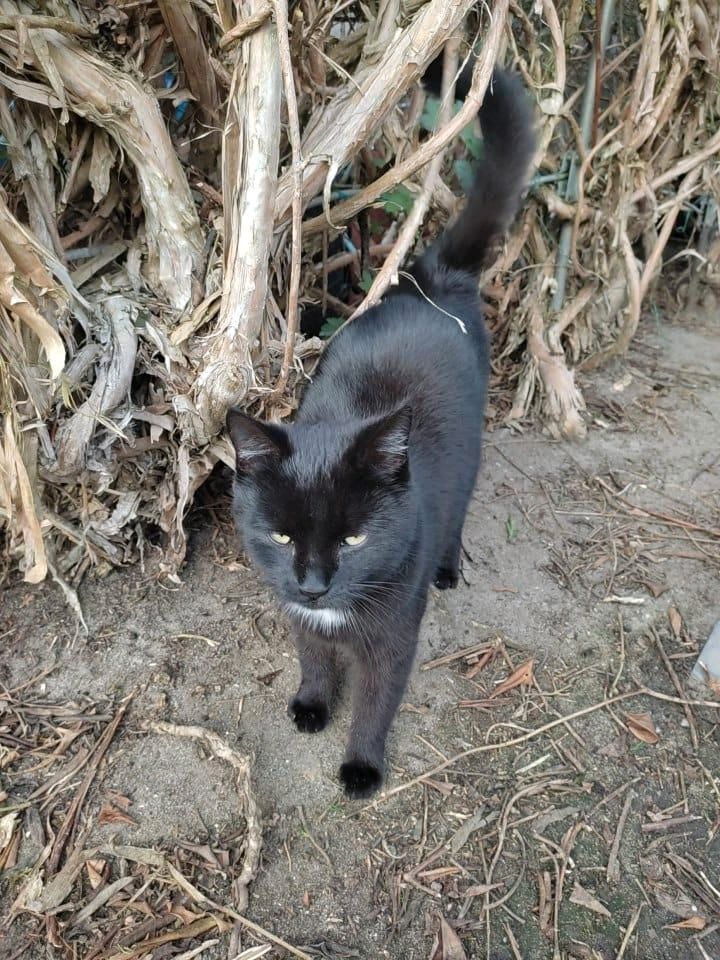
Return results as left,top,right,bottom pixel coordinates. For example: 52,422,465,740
286,603,348,633
398,271,468,334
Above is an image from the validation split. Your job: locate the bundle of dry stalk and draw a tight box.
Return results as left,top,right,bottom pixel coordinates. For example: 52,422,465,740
0,0,717,588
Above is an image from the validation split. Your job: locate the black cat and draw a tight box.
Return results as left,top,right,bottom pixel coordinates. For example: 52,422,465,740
227,57,535,797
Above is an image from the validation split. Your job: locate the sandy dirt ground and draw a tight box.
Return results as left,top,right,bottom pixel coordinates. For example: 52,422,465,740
1,305,719,960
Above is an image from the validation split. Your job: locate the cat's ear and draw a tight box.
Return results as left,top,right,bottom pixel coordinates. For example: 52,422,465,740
226,408,289,475
351,404,412,481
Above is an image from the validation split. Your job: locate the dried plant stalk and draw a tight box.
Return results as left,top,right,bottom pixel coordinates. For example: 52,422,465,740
0,409,47,583
190,0,282,442
273,0,477,225
53,297,138,477
145,721,262,915
158,1,219,137
0,8,204,310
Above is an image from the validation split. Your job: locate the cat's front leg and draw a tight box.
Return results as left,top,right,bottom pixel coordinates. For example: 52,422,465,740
289,632,339,734
340,637,417,798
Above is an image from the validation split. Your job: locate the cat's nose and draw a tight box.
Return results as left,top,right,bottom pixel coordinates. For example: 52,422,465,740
298,572,329,601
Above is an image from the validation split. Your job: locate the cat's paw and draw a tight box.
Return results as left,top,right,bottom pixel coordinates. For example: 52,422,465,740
339,760,383,798
434,566,459,590
289,698,329,733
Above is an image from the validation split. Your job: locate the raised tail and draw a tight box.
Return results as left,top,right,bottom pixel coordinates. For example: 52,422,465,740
421,55,536,276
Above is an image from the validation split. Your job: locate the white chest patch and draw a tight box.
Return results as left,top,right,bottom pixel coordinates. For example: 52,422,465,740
285,603,348,634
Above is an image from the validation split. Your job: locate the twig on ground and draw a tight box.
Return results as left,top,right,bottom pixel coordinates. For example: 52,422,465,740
46,694,133,878
651,626,699,750
144,721,262,915
606,788,634,884
616,905,643,959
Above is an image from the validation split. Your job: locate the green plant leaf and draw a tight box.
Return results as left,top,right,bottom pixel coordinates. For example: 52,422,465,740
460,126,483,160
319,316,345,338
380,185,415,215
419,97,441,132
505,514,519,544
359,269,374,292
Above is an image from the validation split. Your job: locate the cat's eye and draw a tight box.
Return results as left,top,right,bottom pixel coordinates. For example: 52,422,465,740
344,534,367,547
270,532,292,545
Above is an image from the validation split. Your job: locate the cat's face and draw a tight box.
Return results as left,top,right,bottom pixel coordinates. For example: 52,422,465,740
227,407,414,633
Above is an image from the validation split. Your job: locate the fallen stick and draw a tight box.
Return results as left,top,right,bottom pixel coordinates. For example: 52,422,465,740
144,721,262,915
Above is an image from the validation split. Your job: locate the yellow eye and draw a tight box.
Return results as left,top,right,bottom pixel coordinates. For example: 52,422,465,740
270,532,292,545
344,534,367,547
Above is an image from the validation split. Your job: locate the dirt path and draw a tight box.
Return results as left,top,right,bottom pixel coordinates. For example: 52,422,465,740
2,309,719,959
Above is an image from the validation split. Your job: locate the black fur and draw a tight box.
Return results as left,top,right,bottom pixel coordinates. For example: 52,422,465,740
227,55,535,797
290,697,330,733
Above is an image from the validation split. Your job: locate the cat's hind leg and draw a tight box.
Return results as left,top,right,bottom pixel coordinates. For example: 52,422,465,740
434,474,477,590
433,519,464,590
289,633,339,733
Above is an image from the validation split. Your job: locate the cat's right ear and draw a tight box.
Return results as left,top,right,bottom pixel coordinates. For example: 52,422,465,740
226,408,289,476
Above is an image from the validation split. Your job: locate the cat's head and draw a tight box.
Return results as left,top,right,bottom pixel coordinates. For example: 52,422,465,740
226,405,415,633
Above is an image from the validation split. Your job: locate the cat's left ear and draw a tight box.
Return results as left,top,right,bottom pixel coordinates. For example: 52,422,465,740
351,404,412,481
226,408,289,475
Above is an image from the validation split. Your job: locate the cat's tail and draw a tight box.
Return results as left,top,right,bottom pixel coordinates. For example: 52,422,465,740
421,55,536,276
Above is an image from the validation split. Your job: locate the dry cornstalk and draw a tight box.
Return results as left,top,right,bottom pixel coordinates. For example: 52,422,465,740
189,0,282,443
53,296,138,477
158,1,219,137
0,5,204,310
273,0,478,225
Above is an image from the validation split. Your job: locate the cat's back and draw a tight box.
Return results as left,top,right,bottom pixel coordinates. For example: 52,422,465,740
298,291,488,424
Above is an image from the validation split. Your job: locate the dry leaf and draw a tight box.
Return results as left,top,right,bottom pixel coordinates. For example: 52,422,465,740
667,916,706,931
490,659,535,698
0,812,18,853
0,829,19,871
538,871,553,939
464,882,503,897
430,915,467,960
624,712,660,744
98,804,137,827
0,748,19,770
570,881,612,918
655,889,697,918
668,606,682,638
170,903,201,924
643,579,668,598
85,859,107,889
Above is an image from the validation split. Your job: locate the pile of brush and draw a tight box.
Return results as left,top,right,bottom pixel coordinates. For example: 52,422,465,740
0,0,717,587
